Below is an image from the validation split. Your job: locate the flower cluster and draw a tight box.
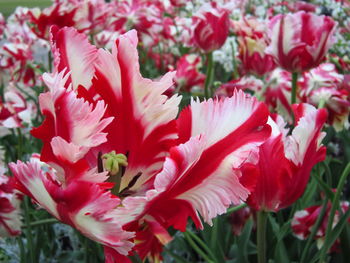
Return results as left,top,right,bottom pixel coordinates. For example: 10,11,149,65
9,27,271,261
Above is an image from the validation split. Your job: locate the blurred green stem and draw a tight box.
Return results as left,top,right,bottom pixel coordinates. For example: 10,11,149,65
291,72,298,104
257,211,267,263
204,52,214,99
16,128,23,160
129,254,142,263
23,218,58,228
17,237,25,263
319,162,350,263
210,218,218,250
184,231,215,263
187,230,217,262
24,197,35,263
84,236,89,263
321,162,333,188
230,40,239,79
227,203,247,214
16,128,35,262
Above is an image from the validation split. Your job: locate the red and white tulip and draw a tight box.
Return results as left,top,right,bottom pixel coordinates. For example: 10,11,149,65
292,201,350,252
192,2,231,53
233,18,276,76
300,63,349,131
174,54,205,92
0,170,22,237
10,27,271,262
266,11,337,72
0,87,35,128
247,104,327,211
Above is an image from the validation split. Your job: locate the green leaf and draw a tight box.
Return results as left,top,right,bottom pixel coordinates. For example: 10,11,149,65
163,247,191,263
235,219,253,263
317,162,350,263
184,231,216,263
274,240,290,263
299,175,318,207
312,174,334,201
320,207,350,261
300,198,328,263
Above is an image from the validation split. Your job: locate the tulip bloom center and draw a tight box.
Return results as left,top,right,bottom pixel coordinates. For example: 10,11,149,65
97,151,141,196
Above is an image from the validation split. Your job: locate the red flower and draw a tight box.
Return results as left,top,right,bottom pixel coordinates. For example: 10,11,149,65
233,18,276,76
263,68,294,123
28,2,78,39
0,172,22,237
266,11,337,72
175,54,205,92
266,1,317,18
215,76,263,98
292,201,350,252
247,104,327,211
192,2,230,52
300,63,350,131
0,87,35,128
110,0,170,47
10,27,271,262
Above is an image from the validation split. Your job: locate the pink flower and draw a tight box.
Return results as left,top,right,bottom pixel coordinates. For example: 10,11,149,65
292,201,350,252
173,17,193,47
73,0,113,34
109,0,169,47
28,2,78,39
146,49,176,71
214,76,263,98
266,11,337,72
175,54,205,92
0,87,35,128
233,18,276,76
192,2,230,52
94,30,120,49
259,68,294,123
0,171,22,237
266,1,317,18
169,0,186,8
300,63,350,131
247,104,327,211
10,27,271,262
0,42,39,87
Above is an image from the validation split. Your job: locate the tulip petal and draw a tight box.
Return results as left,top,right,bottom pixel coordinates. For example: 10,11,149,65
31,71,113,178
92,30,182,192
10,160,135,256
51,26,97,90
148,92,271,230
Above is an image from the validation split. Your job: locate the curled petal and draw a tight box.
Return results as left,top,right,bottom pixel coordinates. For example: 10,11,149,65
247,104,327,211
0,174,22,237
9,160,60,219
148,92,271,230
32,71,113,170
51,26,97,90
10,160,134,255
285,104,327,166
